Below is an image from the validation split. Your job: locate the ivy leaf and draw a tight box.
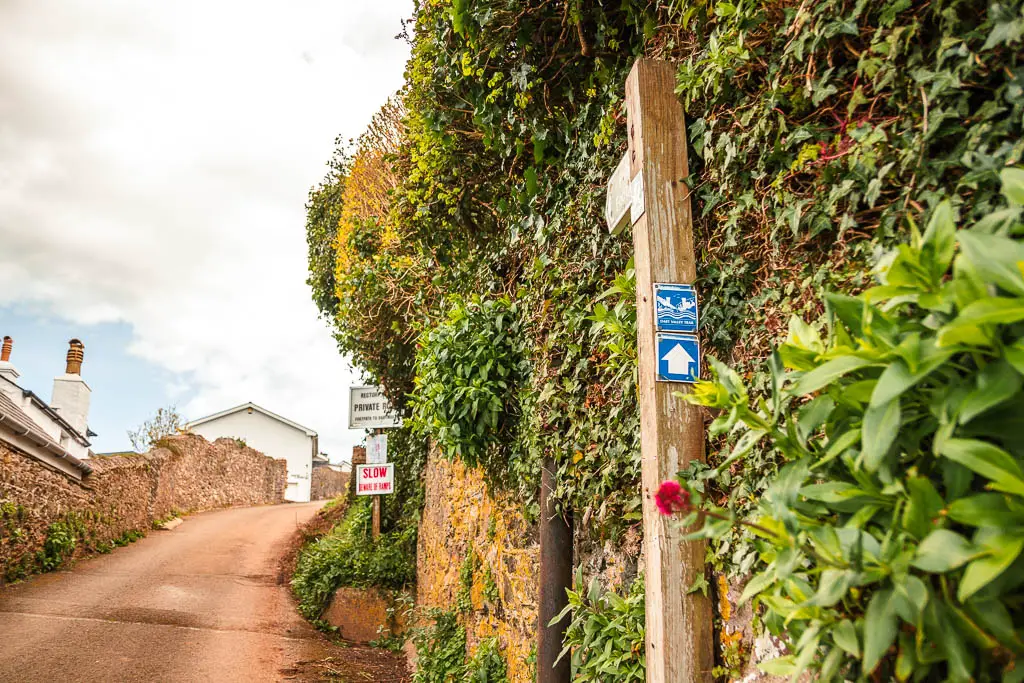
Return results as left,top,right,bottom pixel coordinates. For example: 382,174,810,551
861,397,900,472
958,530,1024,602
912,529,978,573
863,589,898,674
938,438,1024,496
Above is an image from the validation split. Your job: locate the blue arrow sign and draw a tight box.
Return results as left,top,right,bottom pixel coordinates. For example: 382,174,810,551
654,283,698,333
656,333,700,383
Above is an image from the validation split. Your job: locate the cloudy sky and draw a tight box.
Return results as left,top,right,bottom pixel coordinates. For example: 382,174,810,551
0,0,413,461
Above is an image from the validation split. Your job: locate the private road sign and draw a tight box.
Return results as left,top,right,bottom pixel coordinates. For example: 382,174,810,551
348,386,403,430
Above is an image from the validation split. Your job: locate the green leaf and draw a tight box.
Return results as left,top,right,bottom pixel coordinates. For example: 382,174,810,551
1002,167,1024,207
912,529,978,573
938,438,1024,496
903,476,944,539
921,200,957,278
947,494,1020,527
861,398,900,472
960,360,1023,424
792,355,877,395
863,589,898,674
957,231,1024,297
958,530,1024,602
832,619,859,657
757,656,798,676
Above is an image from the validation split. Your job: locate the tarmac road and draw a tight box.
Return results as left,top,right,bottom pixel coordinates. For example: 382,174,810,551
0,501,331,683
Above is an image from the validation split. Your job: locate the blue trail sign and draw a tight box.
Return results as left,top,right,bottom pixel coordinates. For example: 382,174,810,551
656,333,700,383
654,283,698,333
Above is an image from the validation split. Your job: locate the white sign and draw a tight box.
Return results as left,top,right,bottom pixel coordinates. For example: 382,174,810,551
630,171,645,225
366,433,388,464
348,386,403,429
356,463,394,496
605,152,632,235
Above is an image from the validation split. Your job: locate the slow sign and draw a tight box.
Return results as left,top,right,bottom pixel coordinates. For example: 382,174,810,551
356,463,394,495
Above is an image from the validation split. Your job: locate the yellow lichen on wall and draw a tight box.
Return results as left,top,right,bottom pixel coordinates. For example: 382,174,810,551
416,445,539,682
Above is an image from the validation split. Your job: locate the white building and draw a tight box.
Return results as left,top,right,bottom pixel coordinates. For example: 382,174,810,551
0,337,95,480
186,402,317,502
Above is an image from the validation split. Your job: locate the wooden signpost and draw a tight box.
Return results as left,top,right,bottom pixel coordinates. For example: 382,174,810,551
624,58,713,682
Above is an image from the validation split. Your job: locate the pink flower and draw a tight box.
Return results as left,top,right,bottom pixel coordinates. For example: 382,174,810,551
655,480,692,516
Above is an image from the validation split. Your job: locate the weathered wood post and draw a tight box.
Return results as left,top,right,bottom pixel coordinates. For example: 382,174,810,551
625,58,714,682
372,429,382,539
537,455,573,683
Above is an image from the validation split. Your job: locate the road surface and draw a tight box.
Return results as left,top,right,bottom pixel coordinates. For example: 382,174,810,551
0,502,336,682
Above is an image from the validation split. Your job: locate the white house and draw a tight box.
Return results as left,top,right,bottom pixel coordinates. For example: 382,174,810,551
185,402,317,502
0,336,95,480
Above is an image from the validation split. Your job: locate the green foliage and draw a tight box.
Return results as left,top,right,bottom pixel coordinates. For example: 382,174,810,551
553,573,646,682
305,136,351,321
411,296,529,486
683,177,1024,680
466,638,508,683
412,611,468,683
456,545,476,614
127,406,184,453
292,497,416,620
38,517,81,572
412,612,508,683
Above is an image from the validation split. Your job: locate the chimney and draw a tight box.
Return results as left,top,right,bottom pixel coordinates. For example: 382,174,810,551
0,336,20,386
51,339,92,438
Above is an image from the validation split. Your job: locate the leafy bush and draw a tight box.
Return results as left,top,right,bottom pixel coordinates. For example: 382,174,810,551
38,518,80,571
680,172,1024,681
553,573,645,682
411,296,530,486
292,497,416,620
411,611,508,683
412,611,468,683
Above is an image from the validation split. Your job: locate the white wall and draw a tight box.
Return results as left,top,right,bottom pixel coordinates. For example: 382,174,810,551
189,410,313,502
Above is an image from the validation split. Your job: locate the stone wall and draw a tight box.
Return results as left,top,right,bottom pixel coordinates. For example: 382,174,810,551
310,467,348,501
415,447,539,683
0,433,286,584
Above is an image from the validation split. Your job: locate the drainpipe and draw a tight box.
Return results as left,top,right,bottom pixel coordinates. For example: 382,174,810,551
538,454,572,683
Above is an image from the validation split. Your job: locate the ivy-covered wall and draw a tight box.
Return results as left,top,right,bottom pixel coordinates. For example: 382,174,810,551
305,0,1024,678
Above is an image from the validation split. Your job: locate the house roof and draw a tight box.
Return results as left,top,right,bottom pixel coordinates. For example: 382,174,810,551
186,402,318,437
0,390,93,476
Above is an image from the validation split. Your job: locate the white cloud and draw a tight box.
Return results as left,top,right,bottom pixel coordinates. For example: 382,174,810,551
0,0,413,461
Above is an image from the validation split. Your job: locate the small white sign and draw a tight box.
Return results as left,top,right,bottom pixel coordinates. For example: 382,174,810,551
348,386,403,430
356,463,394,496
366,433,388,465
605,152,632,235
630,171,645,224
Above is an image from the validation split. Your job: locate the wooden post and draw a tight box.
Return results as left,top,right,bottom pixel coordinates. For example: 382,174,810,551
537,455,572,683
372,429,382,539
626,58,714,683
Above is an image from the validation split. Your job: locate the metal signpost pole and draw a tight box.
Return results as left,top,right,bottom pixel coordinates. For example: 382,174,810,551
624,58,714,682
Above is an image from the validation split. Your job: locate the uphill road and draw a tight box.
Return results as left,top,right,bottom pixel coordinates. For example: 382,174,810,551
0,501,340,682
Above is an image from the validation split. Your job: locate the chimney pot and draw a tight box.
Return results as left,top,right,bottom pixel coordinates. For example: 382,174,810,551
66,339,85,375
1,337,11,362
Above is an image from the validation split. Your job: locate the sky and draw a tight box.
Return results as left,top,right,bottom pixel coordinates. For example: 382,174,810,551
0,0,414,462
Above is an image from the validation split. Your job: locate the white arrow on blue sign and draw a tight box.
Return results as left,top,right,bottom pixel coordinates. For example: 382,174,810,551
656,333,700,383
653,283,698,333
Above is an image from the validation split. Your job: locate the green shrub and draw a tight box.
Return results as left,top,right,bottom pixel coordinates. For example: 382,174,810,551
466,638,507,683
680,172,1024,681
553,573,645,682
412,611,468,683
38,519,79,572
291,497,416,620
411,296,530,487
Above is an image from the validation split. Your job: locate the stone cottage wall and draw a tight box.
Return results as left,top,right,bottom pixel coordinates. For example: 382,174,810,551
415,447,539,683
0,433,286,584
